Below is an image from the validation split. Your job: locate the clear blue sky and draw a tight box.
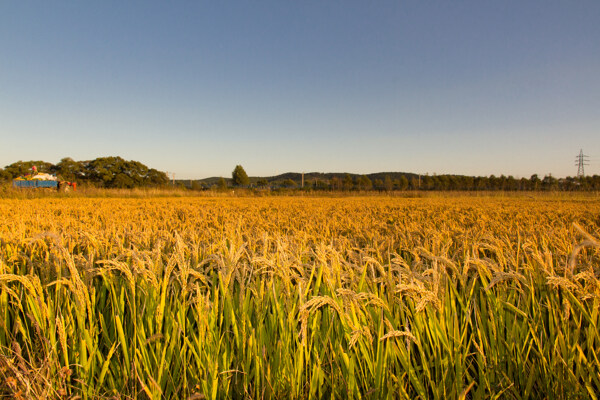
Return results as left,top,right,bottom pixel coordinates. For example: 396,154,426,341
1,1,599,179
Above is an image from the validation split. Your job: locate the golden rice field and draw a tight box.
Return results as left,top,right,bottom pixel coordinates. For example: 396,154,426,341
1,195,599,399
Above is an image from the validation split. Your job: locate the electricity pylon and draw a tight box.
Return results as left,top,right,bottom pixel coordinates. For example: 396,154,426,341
575,149,589,178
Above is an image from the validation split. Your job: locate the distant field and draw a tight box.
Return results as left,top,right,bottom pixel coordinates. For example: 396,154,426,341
1,196,599,399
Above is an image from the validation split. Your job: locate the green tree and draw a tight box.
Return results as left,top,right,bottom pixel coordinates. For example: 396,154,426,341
0,168,10,181
3,160,54,179
330,176,342,191
530,174,540,191
462,176,474,190
145,168,169,187
85,156,159,188
315,180,329,190
374,178,384,191
384,175,393,192
217,177,228,190
113,173,135,188
422,175,433,190
191,181,202,191
343,174,354,191
437,175,449,190
56,157,83,181
257,179,269,188
398,176,409,190
283,179,297,188
542,174,558,191
232,165,249,186
409,177,419,190
357,175,373,191
475,176,489,190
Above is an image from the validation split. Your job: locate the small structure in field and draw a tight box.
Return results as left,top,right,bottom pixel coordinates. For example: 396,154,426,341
12,167,77,191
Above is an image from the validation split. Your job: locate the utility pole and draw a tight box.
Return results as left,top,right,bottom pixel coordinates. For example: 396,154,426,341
575,149,589,178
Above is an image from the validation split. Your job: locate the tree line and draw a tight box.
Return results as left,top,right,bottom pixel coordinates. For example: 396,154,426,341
3,159,599,191
297,173,600,192
194,165,600,192
0,157,169,188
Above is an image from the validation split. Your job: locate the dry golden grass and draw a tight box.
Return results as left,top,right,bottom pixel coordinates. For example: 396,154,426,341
0,195,599,399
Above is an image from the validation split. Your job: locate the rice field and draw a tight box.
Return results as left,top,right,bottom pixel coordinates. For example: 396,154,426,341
1,195,599,399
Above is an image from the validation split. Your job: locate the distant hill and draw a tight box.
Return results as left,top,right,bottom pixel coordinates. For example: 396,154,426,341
182,172,419,188
177,171,600,191
265,172,420,182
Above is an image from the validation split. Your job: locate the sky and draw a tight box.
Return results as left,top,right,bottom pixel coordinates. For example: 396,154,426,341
1,1,599,179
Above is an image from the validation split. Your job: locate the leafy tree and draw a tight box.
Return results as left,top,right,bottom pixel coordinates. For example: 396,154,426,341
113,173,135,188
85,157,130,187
542,174,558,191
191,181,202,191
488,175,499,190
217,177,228,190
330,176,342,191
343,174,354,191
506,175,518,190
475,176,488,190
462,176,474,191
422,175,433,190
357,175,372,191
82,156,167,188
123,160,149,186
384,175,393,192
591,175,600,190
2,156,168,188
56,157,84,181
530,174,540,191
283,178,297,188
257,179,269,188
315,180,329,190
3,160,54,179
518,177,529,191
232,165,249,186
145,168,169,187
409,177,419,190
398,176,409,190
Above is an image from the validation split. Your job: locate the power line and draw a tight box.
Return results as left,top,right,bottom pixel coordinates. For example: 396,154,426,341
575,149,590,178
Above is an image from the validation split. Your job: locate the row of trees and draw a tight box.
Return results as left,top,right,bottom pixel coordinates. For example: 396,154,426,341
0,157,169,188
4,160,599,191
218,165,600,192
297,174,600,192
